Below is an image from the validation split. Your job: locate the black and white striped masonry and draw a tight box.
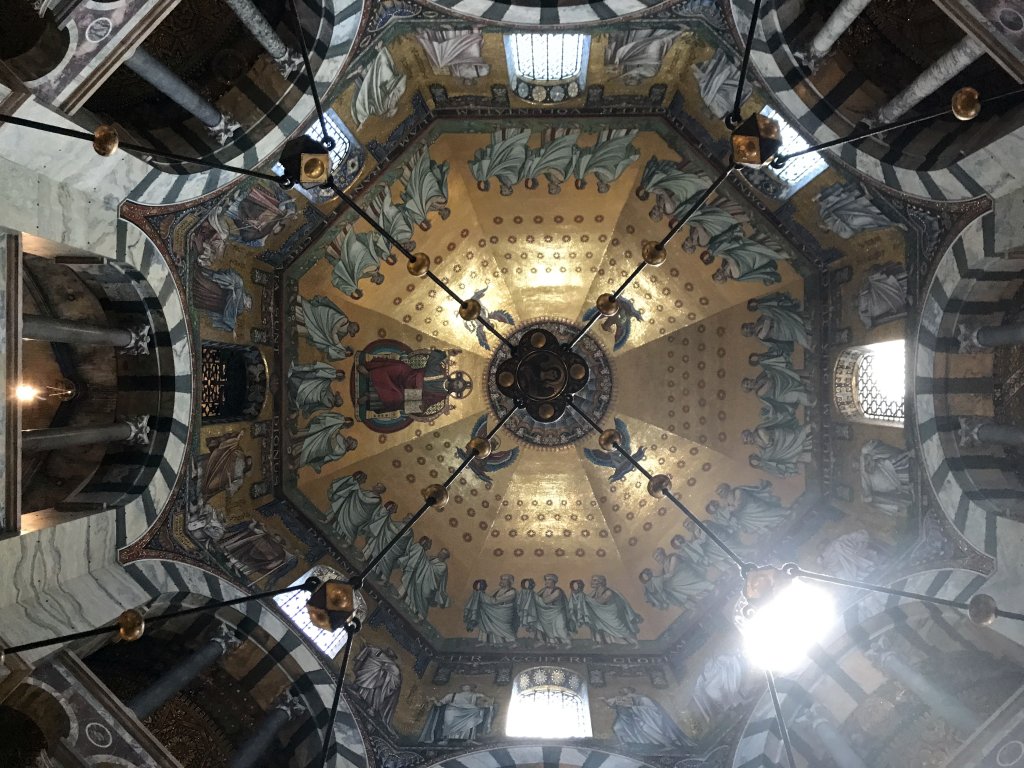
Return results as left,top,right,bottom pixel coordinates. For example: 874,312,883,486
419,0,671,26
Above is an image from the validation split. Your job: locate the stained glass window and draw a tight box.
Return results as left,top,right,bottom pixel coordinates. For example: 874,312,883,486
507,34,587,82
761,106,827,187
273,566,350,658
834,341,905,424
506,666,591,738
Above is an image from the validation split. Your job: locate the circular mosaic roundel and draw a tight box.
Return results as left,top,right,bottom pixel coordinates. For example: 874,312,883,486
487,320,612,448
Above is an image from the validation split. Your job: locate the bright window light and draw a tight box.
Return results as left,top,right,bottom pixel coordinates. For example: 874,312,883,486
15,384,39,402
273,109,352,177
855,340,905,423
742,579,836,673
274,567,349,657
506,667,591,738
761,106,827,186
507,34,586,82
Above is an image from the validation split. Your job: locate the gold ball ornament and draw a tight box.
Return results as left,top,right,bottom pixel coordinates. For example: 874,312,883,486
569,363,587,381
407,253,430,277
642,240,667,266
458,299,481,322
117,609,145,642
497,371,515,388
647,474,672,497
423,484,449,508
968,593,997,626
93,125,119,157
530,331,547,348
598,429,622,451
952,87,981,121
467,436,492,460
302,155,328,180
596,293,619,317
537,403,556,420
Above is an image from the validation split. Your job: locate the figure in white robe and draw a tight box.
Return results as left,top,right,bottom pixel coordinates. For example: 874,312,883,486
707,226,785,285
572,128,640,193
464,575,517,646
691,652,752,723
636,157,707,223
861,439,913,515
640,569,670,609
648,548,712,608
710,481,790,535
367,186,416,251
568,579,589,629
295,295,360,361
291,412,356,472
362,507,412,581
400,144,451,229
603,688,694,748
515,578,539,640
327,227,393,299
745,423,813,477
523,128,579,194
681,201,748,255
288,361,345,416
818,529,876,581
470,128,530,195
397,536,450,619
420,685,493,743
742,293,810,350
584,575,643,646
814,182,898,239
325,473,387,544
692,49,751,119
352,645,402,724
605,29,681,84
415,28,490,83
533,574,574,647
857,261,908,329
743,351,814,407
352,48,407,128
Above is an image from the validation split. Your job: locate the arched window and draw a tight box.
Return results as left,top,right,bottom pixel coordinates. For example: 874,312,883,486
505,34,590,104
200,342,267,423
505,666,592,738
760,106,827,189
834,340,905,424
273,566,351,657
273,109,359,199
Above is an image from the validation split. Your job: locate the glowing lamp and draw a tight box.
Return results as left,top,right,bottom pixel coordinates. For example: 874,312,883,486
731,113,783,168
15,384,40,402
306,580,366,632
739,567,835,673
278,135,333,188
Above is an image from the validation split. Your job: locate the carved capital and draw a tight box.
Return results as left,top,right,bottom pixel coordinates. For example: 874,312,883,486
794,701,831,731
956,321,986,354
275,50,304,77
957,416,990,448
208,114,241,144
120,325,152,356
273,691,307,721
210,622,243,655
121,416,152,446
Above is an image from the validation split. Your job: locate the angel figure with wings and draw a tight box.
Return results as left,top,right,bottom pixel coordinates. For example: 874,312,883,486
462,286,514,351
584,417,647,483
455,414,519,487
581,295,643,351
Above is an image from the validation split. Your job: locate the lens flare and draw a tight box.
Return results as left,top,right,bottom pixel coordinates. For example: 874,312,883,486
742,578,836,673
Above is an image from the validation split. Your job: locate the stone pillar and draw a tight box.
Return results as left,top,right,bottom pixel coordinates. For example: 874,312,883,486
222,0,303,75
228,692,306,768
23,315,151,355
959,321,1024,352
874,37,984,125
795,703,869,768
802,0,874,66
127,624,241,720
958,418,1024,449
124,48,240,143
867,640,981,733
22,415,151,453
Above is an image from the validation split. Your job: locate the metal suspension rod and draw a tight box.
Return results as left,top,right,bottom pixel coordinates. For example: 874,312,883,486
731,0,765,126
355,408,518,584
326,178,513,350
776,85,1024,163
790,565,979,611
288,0,331,147
766,669,797,768
567,401,747,569
2,583,310,656
0,113,282,182
318,627,355,768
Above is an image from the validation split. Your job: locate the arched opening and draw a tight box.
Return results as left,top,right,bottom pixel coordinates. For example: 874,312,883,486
200,342,267,424
506,665,592,739
834,341,905,425
505,33,590,105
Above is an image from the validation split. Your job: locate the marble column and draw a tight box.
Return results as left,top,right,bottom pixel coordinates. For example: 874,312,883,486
124,48,240,143
958,418,1024,449
223,0,303,75
802,0,874,65
795,703,869,768
959,321,1024,352
23,315,151,355
228,692,306,768
128,624,241,720
874,37,984,125
867,640,981,733
22,415,151,453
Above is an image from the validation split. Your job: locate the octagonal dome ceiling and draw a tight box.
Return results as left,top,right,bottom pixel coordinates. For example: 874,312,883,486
283,116,819,655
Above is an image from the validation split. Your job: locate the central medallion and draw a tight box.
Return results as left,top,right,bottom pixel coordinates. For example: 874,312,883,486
495,328,589,423
487,320,613,448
